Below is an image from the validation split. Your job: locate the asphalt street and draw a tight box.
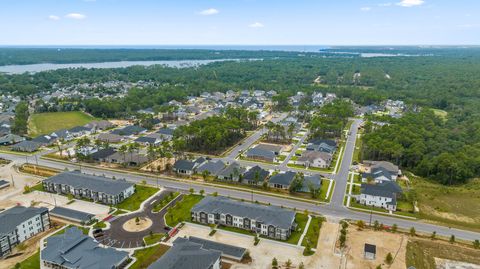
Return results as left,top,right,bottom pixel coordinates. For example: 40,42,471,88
1,118,479,241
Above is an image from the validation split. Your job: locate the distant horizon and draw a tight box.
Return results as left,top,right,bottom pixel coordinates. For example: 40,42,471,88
1,1,479,45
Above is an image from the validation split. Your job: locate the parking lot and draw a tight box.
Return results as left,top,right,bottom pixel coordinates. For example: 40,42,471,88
98,190,183,249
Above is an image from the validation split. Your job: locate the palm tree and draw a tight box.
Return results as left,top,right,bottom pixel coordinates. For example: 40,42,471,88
119,144,128,165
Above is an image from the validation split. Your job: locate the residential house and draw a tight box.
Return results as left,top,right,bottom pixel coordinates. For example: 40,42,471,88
11,140,41,152
196,160,226,177
84,120,114,132
242,165,269,186
0,206,50,257
68,126,91,137
217,162,245,182
191,196,296,240
299,175,322,193
49,207,94,225
0,134,24,145
50,129,72,141
245,143,283,163
173,157,206,175
97,133,123,143
90,148,116,162
147,237,221,269
295,151,332,169
357,181,403,211
111,125,147,136
268,171,296,190
43,171,135,205
105,152,149,166
306,139,337,154
134,135,161,146
32,134,57,146
174,236,246,262
362,161,400,183
41,227,130,269
156,127,175,141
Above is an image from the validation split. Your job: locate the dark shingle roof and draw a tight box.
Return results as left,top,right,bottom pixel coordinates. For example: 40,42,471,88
174,236,246,260
44,171,134,196
269,171,296,186
364,243,376,254
11,140,41,152
134,136,158,144
111,125,146,136
196,160,225,176
41,227,128,269
49,207,94,223
361,181,402,198
90,148,116,161
157,128,175,136
147,240,220,269
246,147,276,161
0,206,48,234
173,160,196,171
192,196,295,230
243,165,269,182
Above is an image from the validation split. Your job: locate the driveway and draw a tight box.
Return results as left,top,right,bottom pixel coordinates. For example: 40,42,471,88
99,190,183,249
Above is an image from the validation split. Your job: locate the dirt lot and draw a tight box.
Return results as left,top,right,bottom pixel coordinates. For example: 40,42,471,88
173,222,342,269
345,227,407,269
0,163,42,208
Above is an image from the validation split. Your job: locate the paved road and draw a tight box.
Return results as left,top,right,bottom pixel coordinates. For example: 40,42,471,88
100,191,182,248
280,130,309,169
1,119,479,241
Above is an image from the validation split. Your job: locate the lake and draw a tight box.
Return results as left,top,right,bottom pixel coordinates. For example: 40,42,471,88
0,59,249,74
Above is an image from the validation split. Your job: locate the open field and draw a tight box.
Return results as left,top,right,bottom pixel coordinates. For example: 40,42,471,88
406,238,480,269
14,250,40,269
410,174,480,232
28,111,96,136
431,108,448,120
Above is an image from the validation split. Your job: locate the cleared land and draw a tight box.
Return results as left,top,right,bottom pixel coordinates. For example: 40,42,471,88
406,238,480,269
28,111,95,136
410,174,480,232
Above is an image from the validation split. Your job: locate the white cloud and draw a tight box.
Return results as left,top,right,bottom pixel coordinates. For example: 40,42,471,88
48,15,60,21
396,0,425,7
360,7,372,11
249,22,264,28
378,3,393,7
198,8,219,16
65,13,86,20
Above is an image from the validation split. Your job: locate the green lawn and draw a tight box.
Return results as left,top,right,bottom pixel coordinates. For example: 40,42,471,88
14,250,40,269
143,233,166,245
153,192,179,212
28,111,96,136
285,213,309,245
219,225,256,236
93,221,107,229
165,194,204,227
301,216,325,248
320,179,332,201
352,130,363,164
116,185,158,211
130,244,170,269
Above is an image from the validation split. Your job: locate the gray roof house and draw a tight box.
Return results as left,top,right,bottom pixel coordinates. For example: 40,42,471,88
196,160,226,177
0,134,25,145
245,147,276,163
191,196,296,240
41,227,130,269
362,161,400,183
296,151,332,169
104,152,149,167
43,171,135,205
111,125,147,136
217,162,245,182
306,139,337,154
32,134,57,146
134,136,161,146
147,237,221,269
357,181,403,211
97,133,123,143
173,157,206,175
242,165,269,185
90,148,116,162
299,175,322,193
85,120,114,131
11,140,41,152
268,171,297,189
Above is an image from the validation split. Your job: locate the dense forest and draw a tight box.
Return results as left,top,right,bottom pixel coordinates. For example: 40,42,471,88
1,47,480,184
309,100,354,139
173,107,258,154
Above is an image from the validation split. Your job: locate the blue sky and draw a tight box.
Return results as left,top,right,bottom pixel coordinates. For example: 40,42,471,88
0,0,478,45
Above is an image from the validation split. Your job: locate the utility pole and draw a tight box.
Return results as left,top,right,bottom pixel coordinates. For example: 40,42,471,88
10,174,14,188
369,206,373,227
251,189,253,203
